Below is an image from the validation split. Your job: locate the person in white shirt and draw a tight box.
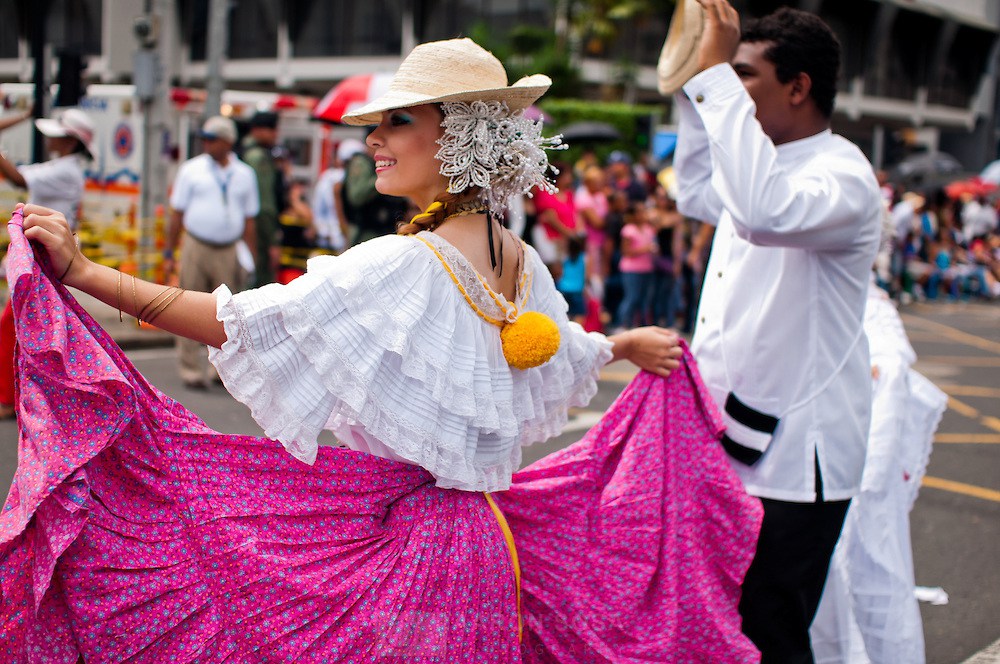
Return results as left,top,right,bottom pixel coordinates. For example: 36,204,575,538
310,138,364,252
671,3,882,661
889,191,926,300
0,107,94,228
0,107,95,419
163,115,259,388
960,195,999,242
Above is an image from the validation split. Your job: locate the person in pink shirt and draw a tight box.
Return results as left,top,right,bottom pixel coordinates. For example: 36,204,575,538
617,201,658,328
575,165,610,284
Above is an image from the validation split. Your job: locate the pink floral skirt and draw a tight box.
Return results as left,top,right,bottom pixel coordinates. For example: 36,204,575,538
0,213,761,663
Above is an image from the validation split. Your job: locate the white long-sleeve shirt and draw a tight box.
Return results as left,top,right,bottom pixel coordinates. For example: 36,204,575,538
675,64,882,502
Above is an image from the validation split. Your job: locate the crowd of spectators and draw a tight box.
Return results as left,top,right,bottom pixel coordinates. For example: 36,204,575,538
269,142,718,338
881,169,1000,304
202,130,1000,340
514,149,713,336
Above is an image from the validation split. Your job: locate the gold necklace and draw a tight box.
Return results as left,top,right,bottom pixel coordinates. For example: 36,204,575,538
441,201,488,222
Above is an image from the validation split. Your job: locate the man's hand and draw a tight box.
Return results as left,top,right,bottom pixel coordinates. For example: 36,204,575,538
696,0,741,73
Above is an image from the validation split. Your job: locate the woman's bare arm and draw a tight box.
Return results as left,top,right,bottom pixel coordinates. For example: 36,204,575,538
20,203,227,348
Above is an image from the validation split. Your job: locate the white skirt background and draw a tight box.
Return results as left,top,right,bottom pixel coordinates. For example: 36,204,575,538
810,283,947,664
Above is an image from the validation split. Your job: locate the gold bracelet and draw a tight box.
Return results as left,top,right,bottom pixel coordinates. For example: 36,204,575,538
144,288,185,325
131,275,141,326
141,288,176,323
137,286,173,323
58,252,77,281
138,286,175,322
116,270,123,322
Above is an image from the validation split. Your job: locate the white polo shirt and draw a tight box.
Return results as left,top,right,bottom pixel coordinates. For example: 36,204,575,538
19,154,85,229
169,153,259,245
675,64,882,502
311,166,347,250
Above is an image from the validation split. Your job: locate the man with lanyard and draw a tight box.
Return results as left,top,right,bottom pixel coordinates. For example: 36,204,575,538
670,2,882,662
163,115,258,389
0,107,95,419
241,110,282,287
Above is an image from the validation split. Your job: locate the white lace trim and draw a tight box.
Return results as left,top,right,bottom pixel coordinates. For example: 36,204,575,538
416,231,535,320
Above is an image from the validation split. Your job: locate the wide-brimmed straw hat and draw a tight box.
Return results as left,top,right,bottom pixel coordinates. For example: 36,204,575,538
657,0,707,95
341,38,551,126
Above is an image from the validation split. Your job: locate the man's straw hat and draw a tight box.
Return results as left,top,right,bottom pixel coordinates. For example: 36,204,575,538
657,0,707,95
341,38,551,126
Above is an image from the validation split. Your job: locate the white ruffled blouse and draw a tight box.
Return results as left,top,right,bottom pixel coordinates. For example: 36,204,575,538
209,231,613,492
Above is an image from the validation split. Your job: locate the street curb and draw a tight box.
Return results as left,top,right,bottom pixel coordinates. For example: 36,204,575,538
114,335,175,351
964,638,1000,663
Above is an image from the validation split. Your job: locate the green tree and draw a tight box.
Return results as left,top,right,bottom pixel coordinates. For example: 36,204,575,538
565,0,676,56
561,0,676,102
468,23,583,99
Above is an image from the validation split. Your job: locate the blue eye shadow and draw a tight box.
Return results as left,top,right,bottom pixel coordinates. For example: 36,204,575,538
391,112,414,126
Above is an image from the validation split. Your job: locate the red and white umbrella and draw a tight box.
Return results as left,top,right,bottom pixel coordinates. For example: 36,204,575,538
312,72,394,124
944,176,998,200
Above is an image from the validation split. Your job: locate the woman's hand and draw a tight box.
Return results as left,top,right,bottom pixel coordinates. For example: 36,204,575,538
609,326,684,377
19,203,90,287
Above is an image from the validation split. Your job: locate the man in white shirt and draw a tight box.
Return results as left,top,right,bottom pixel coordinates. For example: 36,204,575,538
164,115,259,388
0,107,95,419
670,3,882,662
960,195,999,242
310,138,364,253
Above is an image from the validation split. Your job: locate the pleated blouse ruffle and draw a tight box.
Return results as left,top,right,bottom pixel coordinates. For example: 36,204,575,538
209,232,612,492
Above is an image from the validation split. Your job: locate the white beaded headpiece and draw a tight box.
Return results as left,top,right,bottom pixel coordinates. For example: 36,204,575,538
436,100,566,216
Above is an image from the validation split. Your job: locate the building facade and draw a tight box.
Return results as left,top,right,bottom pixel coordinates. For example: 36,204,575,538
1,0,998,171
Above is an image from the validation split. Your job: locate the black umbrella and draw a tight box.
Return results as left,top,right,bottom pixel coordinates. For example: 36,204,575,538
888,150,966,187
558,121,622,144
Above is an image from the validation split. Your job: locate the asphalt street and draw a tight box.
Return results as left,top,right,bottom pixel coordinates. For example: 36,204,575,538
0,297,997,663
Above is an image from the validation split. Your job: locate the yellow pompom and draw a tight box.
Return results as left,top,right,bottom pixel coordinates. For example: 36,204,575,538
501,311,561,370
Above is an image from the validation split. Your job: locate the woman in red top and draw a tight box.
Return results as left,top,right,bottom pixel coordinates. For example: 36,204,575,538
531,163,581,271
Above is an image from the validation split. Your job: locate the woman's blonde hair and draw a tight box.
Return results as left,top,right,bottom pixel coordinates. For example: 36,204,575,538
396,192,462,235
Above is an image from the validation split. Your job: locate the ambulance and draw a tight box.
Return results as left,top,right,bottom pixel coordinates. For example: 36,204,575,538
0,83,357,280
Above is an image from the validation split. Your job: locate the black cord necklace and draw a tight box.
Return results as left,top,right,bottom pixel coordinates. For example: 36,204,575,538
486,211,504,276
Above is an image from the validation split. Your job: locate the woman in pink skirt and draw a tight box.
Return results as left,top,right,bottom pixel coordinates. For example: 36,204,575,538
4,37,761,663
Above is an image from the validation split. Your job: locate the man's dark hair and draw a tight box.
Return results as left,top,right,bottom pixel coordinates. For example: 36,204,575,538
249,111,279,129
741,7,840,118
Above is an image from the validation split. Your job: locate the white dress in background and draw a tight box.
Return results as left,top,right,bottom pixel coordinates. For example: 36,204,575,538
810,278,947,664
310,166,347,250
